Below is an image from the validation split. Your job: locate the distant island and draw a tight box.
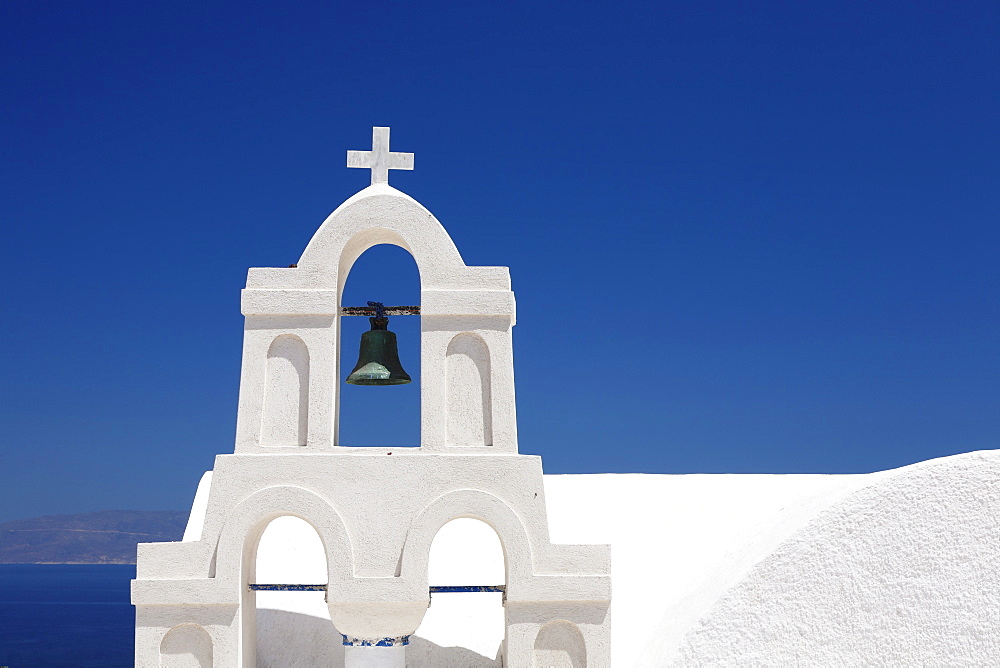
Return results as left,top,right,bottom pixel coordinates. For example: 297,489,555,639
0,510,187,564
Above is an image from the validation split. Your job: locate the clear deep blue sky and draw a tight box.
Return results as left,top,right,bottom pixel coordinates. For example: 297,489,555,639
1,2,997,522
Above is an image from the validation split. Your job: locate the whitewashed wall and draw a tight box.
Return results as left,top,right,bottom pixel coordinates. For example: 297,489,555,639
133,164,611,667
202,450,1000,665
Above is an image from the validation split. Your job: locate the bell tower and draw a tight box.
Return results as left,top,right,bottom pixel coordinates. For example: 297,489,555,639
233,126,519,453
132,127,611,667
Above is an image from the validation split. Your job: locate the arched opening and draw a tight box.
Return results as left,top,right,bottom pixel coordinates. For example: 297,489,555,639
410,518,506,666
252,516,342,666
160,623,213,667
533,620,587,668
339,243,420,447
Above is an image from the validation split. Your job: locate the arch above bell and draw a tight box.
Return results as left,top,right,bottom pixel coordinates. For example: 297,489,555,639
243,184,511,293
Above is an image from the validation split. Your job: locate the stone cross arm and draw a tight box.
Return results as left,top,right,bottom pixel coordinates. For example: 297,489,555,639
347,126,414,185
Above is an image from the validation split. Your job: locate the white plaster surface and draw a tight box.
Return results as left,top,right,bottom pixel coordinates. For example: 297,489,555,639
234,182,519,454
446,333,493,446
261,335,309,446
132,133,609,667
137,450,609,665
342,646,404,668
245,516,513,666
181,471,212,542
669,449,1000,666
160,623,213,667
135,129,998,666
236,450,1000,665
544,470,875,665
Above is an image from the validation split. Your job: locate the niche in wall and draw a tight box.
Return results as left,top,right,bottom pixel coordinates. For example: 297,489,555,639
533,620,587,668
261,335,309,446
160,623,213,667
446,333,492,446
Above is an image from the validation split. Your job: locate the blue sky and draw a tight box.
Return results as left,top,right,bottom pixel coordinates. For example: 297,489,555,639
1,1,997,522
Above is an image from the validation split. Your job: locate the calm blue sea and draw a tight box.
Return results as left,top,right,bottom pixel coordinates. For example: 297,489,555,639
0,564,135,667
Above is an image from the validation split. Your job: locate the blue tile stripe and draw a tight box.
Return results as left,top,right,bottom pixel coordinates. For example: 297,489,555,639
342,635,411,647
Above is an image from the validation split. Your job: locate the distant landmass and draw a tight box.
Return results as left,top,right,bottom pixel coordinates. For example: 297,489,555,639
0,510,188,564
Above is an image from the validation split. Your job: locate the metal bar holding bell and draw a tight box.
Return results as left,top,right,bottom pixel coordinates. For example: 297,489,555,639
341,305,421,316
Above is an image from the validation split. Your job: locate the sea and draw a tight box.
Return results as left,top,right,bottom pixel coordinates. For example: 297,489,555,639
0,564,135,667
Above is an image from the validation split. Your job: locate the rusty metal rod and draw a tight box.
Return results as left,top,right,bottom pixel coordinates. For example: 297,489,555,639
429,585,505,593
340,305,420,316
248,583,506,593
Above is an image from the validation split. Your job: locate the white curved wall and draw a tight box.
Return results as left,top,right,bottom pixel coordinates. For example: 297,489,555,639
543,469,875,665
669,450,1000,666
193,450,1000,666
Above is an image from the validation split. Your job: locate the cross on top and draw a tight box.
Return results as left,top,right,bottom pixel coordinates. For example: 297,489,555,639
347,127,414,185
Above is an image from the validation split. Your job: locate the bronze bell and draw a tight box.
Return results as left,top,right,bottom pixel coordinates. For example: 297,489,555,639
345,302,411,386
